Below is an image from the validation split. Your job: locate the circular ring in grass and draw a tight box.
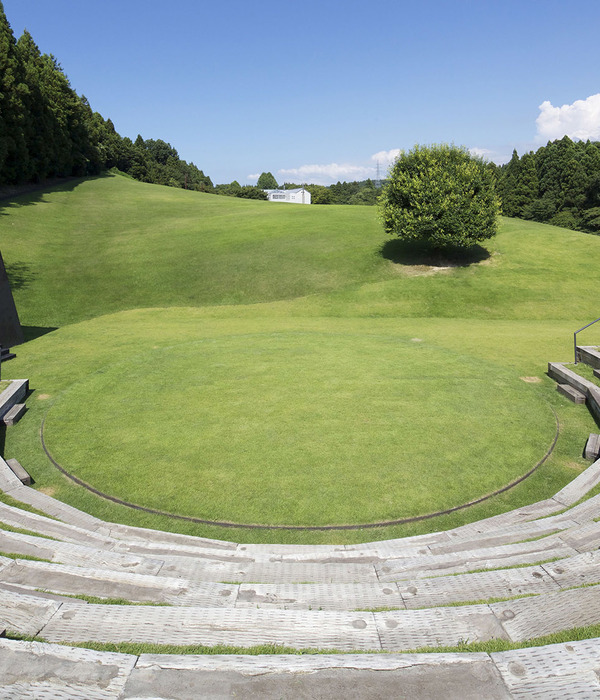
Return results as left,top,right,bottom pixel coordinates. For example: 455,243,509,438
42,332,556,527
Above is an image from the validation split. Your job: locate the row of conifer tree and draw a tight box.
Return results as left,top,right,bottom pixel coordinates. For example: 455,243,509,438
495,137,600,234
0,1,212,191
2,1,599,231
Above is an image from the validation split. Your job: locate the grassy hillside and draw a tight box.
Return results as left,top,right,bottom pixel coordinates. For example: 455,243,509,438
2,172,600,328
1,173,599,544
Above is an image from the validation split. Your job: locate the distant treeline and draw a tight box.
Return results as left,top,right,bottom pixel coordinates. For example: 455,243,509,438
246,172,381,205
0,2,212,191
496,137,600,234
287,179,380,206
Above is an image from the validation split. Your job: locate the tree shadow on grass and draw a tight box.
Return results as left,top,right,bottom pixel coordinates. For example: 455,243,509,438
380,238,491,268
0,175,104,217
5,262,35,291
21,326,58,343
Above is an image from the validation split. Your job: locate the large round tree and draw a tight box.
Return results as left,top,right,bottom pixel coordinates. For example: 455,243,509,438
379,144,500,249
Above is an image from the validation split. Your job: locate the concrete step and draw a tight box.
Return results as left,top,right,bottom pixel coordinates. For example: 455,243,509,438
0,529,164,576
4,459,30,485
551,457,600,506
548,362,595,395
2,635,600,699
1,403,26,426
0,348,16,362
0,379,28,420
25,585,600,651
585,434,600,461
576,345,600,370
0,637,136,699
556,382,586,403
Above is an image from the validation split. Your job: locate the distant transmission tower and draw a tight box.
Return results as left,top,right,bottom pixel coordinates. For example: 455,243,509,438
375,160,381,188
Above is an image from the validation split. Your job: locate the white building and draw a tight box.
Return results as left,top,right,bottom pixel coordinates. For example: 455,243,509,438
264,187,311,204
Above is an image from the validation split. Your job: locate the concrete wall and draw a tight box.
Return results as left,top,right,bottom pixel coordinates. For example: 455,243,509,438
0,252,24,348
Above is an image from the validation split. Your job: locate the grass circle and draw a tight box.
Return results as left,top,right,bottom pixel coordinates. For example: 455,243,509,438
42,331,556,526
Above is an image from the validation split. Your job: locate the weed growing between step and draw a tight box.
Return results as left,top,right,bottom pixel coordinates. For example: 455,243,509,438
32,591,172,606
0,492,60,521
0,551,52,563
0,524,57,540
7,623,600,656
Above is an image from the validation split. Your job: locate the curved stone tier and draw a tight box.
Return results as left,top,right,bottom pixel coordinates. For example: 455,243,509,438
1,455,600,697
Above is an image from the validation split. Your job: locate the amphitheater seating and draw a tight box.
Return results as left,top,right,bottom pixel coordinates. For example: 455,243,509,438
1,353,600,696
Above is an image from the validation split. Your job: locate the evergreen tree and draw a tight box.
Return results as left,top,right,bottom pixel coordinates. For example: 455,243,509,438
497,150,521,217
0,2,32,183
514,153,539,218
257,171,278,189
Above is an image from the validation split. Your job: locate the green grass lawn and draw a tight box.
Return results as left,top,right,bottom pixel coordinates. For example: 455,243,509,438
42,330,555,526
1,172,599,543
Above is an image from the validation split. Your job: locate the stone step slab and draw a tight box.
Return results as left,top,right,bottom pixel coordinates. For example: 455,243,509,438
156,556,380,584
374,604,509,650
35,589,600,651
0,379,28,419
446,498,567,537
0,558,238,607
375,537,577,581
0,637,136,700
0,529,164,576
585,433,600,460
0,500,119,549
576,346,600,370
426,520,575,556
399,565,560,609
552,457,600,506
234,581,405,611
489,586,600,642
548,362,595,396
1,553,594,613
0,587,63,637
556,383,586,403
6,484,105,531
558,521,600,553
491,637,600,699
545,492,600,525
4,458,30,485
39,605,383,651
2,402,26,426
542,551,600,588
0,457,24,493
126,652,511,699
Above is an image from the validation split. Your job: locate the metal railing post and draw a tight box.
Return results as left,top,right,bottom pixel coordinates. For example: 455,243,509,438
573,317,600,364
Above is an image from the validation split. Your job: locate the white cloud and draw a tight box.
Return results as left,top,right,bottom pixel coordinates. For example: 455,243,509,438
469,147,493,159
247,173,260,181
536,93,600,142
370,149,402,167
277,162,375,185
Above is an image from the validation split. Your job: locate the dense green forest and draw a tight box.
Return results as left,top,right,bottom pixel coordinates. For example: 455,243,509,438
0,1,212,191
496,137,600,233
2,0,599,222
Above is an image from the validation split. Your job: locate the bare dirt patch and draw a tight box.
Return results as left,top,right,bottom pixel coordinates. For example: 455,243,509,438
39,486,57,496
566,461,586,472
520,376,542,383
37,393,51,400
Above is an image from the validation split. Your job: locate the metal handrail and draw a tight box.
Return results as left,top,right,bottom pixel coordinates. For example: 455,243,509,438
574,317,600,363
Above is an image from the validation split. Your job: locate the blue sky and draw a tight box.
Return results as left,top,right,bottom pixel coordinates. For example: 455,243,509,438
4,0,600,185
